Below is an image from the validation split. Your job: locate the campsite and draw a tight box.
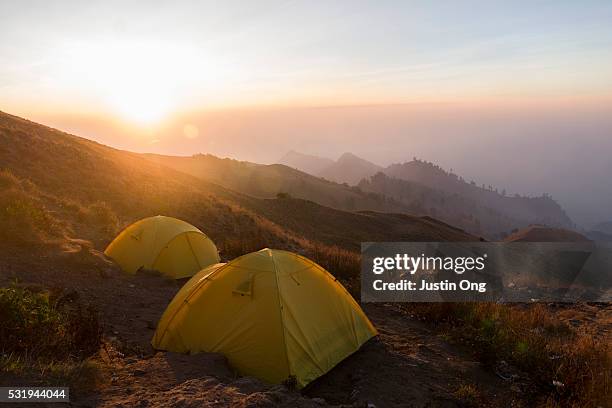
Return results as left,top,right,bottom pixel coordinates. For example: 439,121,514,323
1,2,612,406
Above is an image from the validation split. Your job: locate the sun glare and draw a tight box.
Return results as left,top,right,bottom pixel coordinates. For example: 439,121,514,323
57,41,213,125
108,86,174,125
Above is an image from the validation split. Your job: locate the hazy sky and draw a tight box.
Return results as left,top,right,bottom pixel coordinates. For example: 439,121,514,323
1,1,611,226
2,1,612,120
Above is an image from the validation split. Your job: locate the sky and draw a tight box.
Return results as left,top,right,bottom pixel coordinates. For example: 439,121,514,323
1,1,612,226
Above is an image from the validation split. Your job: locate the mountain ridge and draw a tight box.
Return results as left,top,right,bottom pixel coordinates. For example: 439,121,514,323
318,152,383,185
146,151,573,239
278,150,574,237
0,110,478,256
277,150,334,175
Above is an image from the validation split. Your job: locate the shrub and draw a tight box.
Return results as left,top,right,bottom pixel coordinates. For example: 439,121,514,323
83,201,119,234
0,286,101,361
219,232,270,260
306,243,361,295
0,171,59,244
0,169,20,190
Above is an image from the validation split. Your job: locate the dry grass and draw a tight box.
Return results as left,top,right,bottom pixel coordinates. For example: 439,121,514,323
0,170,62,244
0,169,122,252
454,384,485,407
403,302,611,407
0,354,101,395
0,285,102,360
306,243,361,295
79,201,119,234
0,285,103,394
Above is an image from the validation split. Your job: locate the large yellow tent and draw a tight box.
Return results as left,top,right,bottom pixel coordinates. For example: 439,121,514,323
152,248,376,388
104,215,219,279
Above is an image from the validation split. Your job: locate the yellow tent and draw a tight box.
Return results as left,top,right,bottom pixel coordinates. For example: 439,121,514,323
104,215,219,279
152,248,376,388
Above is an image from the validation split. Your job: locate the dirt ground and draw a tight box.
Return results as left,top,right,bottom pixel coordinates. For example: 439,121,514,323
1,243,607,407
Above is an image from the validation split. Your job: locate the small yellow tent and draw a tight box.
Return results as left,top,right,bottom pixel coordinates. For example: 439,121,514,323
152,248,376,388
104,216,219,279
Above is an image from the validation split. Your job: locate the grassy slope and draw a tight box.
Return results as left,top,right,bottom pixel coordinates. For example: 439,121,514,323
0,111,476,257
504,225,591,242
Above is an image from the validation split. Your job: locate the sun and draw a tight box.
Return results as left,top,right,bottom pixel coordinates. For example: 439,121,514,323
107,85,175,125
60,40,208,125
98,44,182,125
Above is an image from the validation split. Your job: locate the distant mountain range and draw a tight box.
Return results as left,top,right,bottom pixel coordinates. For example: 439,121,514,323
278,150,383,185
278,150,334,175
142,149,574,239
318,152,383,185
278,151,574,239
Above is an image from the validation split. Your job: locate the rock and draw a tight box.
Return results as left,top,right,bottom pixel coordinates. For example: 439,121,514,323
311,397,326,405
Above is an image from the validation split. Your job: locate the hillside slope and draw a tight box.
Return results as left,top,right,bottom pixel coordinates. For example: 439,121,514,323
504,225,591,242
144,153,408,216
0,111,477,257
146,153,541,239
358,172,573,239
384,160,573,229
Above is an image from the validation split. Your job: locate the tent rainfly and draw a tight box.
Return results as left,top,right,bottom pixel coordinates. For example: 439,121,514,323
152,248,376,388
104,215,219,279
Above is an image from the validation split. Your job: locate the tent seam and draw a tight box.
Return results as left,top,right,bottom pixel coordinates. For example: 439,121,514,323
184,232,203,270
150,234,178,275
269,250,294,381
149,216,162,268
